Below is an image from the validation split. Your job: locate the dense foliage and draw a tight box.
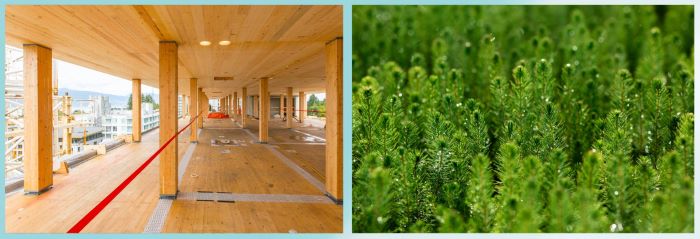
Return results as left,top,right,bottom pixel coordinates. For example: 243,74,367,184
352,6,694,233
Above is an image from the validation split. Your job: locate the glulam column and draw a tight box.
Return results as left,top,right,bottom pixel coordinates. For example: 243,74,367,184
325,38,343,202
189,78,198,142
132,79,142,142
23,44,53,194
233,92,238,117
299,91,306,123
253,95,259,118
286,87,293,128
198,88,205,129
279,94,284,118
241,87,247,128
158,41,178,198
259,78,269,143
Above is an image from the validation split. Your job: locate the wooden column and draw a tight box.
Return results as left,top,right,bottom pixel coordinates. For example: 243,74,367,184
299,91,306,123
253,95,259,118
259,78,269,143
241,87,247,128
224,95,229,115
185,96,189,116
189,78,198,142
286,87,293,128
198,88,205,129
233,92,238,117
325,38,343,202
23,44,53,194
279,94,284,117
132,79,142,142
159,41,178,198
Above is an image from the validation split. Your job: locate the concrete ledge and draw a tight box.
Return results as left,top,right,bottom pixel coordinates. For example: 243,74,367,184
159,194,177,200
23,185,52,195
324,192,343,205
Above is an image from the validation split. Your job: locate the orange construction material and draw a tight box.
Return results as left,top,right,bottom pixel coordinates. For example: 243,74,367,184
208,112,229,118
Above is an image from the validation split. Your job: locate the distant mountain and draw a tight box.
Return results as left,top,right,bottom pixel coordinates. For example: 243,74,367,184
58,88,158,108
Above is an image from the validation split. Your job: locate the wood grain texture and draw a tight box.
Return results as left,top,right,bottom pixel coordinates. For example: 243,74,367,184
189,78,198,141
162,200,341,233
259,78,269,143
22,44,53,194
159,41,178,197
241,87,247,128
6,121,190,233
324,38,342,200
6,5,342,97
299,91,306,123
132,79,142,142
286,87,293,128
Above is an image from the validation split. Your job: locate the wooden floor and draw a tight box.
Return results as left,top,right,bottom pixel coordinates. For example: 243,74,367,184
4,116,340,233
5,119,190,233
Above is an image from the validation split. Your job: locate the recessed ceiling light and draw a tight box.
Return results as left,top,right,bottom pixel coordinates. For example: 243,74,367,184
219,40,231,46
200,41,211,46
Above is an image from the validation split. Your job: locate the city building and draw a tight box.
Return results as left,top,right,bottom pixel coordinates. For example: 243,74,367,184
58,126,105,152
102,103,159,139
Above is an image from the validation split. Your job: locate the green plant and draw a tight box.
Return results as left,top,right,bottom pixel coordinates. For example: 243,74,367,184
352,5,693,233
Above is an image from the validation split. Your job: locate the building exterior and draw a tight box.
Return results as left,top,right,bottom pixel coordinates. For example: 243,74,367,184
102,103,159,139
58,126,104,153
90,95,111,127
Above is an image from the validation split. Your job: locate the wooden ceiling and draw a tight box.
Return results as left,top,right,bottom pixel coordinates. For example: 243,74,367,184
6,5,342,98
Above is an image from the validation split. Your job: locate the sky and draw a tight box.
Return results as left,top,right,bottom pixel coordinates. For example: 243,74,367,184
56,60,158,96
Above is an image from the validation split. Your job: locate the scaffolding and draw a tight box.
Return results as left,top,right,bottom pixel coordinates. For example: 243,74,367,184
4,46,97,182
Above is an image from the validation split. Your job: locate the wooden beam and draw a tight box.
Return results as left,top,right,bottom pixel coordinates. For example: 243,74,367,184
23,44,53,194
189,78,198,142
132,79,142,142
259,78,269,143
325,38,342,202
158,41,178,198
299,91,306,123
286,87,293,128
241,87,247,128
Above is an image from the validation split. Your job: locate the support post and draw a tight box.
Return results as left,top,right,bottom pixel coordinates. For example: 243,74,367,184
279,94,284,118
61,94,72,155
198,88,205,129
241,87,247,127
159,41,178,198
132,79,142,142
23,44,53,194
189,78,198,142
286,87,293,128
325,38,343,203
259,78,269,143
253,95,259,118
299,91,306,123
233,92,238,118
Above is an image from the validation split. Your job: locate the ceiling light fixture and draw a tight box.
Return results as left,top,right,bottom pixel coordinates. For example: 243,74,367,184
219,40,231,46
199,41,211,46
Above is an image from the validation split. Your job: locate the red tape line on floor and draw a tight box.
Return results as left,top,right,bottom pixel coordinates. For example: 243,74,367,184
67,113,201,233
